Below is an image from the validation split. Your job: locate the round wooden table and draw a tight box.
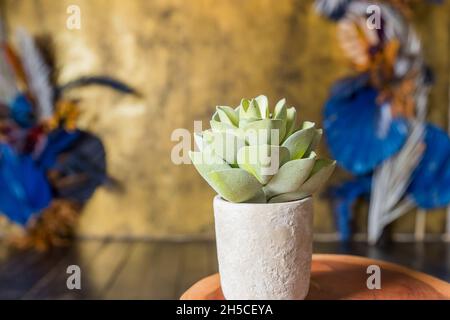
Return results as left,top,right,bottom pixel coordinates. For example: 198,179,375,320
181,254,450,300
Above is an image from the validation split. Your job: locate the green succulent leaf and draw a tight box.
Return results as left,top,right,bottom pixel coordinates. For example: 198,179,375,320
268,192,305,203
284,107,298,141
263,154,316,199
207,168,262,203
246,189,267,203
296,159,336,197
210,120,236,132
191,95,335,204
189,150,231,186
282,124,316,160
216,106,239,127
273,98,287,142
305,129,323,157
204,130,247,165
255,95,269,119
239,117,260,128
302,121,315,129
274,98,286,116
243,119,283,145
237,144,289,185
211,111,220,122
239,98,261,120
274,98,287,119
240,98,250,111
278,147,291,166
268,159,336,203
193,132,206,152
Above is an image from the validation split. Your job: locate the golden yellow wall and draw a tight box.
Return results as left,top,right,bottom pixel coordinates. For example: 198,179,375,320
2,0,449,238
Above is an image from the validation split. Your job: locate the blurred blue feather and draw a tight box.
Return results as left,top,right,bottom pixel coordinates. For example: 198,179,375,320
328,176,372,241
0,144,52,225
323,84,408,175
408,124,450,209
37,129,107,204
10,94,36,128
315,0,352,21
330,74,370,99
37,129,82,170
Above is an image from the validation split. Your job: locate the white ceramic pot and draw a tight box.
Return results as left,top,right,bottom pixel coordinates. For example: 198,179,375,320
213,195,313,300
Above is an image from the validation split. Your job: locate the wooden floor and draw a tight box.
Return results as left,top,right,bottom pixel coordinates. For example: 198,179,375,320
0,240,448,300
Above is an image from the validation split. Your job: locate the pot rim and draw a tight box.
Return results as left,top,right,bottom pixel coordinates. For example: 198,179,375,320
214,195,312,208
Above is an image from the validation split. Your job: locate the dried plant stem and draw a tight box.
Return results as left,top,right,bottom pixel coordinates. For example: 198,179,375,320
368,83,428,245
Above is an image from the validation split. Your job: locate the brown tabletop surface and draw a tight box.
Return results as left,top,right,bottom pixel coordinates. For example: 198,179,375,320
180,254,450,300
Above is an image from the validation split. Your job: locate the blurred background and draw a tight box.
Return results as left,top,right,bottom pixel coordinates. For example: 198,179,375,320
0,0,449,299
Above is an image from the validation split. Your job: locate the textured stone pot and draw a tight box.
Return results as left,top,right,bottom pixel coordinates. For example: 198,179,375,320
213,195,313,300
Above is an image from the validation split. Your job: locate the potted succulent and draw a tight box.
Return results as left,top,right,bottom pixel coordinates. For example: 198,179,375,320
190,95,335,300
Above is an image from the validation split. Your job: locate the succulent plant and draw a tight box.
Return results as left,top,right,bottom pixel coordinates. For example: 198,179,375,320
189,95,336,203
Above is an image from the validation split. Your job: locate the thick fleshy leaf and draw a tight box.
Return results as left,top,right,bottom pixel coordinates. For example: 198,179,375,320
207,168,262,203
217,106,239,127
279,147,291,167
247,189,267,203
240,98,250,111
237,144,290,185
243,119,283,145
210,120,235,132
296,159,336,197
268,192,305,203
234,106,242,121
302,121,315,130
274,98,287,119
205,130,247,165
263,155,316,198
193,132,205,151
255,95,269,119
274,98,287,142
282,125,316,159
305,129,323,156
189,150,231,187
194,130,218,152
239,117,260,128
268,159,335,203
237,145,270,184
211,111,220,121
239,98,261,120
284,107,298,140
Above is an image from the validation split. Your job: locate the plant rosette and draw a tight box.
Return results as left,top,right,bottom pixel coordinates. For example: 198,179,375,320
190,95,335,300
